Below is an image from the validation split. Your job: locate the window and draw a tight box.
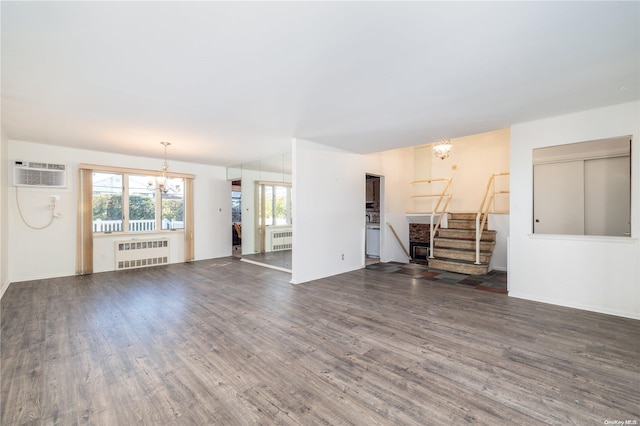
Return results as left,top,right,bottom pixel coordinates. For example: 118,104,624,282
129,175,156,231
259,183,291,226
231,189,241,223
92,172,184,233
161,183,185,230
92,172,123,232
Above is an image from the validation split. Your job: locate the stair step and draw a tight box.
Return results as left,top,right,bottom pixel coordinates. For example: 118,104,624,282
447,219,488,230
432,248,491,263
428,258,489,275
449,212,477,221
433,238,495,251
437,229,496,241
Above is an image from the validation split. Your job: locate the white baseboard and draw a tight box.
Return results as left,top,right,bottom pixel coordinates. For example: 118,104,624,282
509,291,640,320
0,280,10,300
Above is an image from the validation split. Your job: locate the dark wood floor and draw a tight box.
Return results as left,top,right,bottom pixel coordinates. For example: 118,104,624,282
2,258,639,425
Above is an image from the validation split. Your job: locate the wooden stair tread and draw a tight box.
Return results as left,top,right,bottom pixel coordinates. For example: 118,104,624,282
434,248,493,254
426,212,497,275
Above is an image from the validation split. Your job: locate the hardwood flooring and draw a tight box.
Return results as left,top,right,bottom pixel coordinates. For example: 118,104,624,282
240,250,292,272
2,258,639,425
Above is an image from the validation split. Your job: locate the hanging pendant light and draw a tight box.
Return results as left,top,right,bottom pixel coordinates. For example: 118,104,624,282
433,140,452,160
147,142,180,193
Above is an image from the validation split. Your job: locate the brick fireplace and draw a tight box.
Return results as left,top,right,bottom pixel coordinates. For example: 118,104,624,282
409,223,430,263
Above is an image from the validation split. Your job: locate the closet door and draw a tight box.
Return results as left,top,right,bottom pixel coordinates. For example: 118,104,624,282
584,156,631,236
533,161,584,235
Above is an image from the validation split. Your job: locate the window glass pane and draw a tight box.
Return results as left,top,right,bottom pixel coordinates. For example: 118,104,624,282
264,185,274,226
129,175,156,232
92,172,123,233
274,186,288,225
162,178,185,230
231,190,241,223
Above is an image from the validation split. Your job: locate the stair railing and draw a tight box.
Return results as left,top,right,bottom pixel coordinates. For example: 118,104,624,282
475,172,510,264
387,222,412,261
411,177,453,259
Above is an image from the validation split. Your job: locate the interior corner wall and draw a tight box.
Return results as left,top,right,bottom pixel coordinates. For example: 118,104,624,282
7,140,231,283
509,101,640,319
291,138,365,284
364,147,414,263
0,129,9,299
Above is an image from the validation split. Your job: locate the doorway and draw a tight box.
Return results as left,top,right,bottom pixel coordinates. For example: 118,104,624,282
365,174,382,265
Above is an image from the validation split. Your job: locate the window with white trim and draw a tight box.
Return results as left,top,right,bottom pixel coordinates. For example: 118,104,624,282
92,171,184,233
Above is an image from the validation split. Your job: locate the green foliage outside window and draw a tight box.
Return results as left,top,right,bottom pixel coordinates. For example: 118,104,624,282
93,193,122,221
129,194,155,220
92,194,155,220
162,198,184,221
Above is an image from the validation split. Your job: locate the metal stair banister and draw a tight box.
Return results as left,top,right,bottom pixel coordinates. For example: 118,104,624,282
475,172,509,264
428,178,452,259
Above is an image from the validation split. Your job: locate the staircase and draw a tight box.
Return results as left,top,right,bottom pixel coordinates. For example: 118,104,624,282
428,213,496,275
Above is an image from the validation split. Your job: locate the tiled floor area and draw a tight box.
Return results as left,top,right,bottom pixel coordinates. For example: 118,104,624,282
366,261,508,294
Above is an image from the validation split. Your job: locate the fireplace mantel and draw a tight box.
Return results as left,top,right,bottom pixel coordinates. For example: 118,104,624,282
405,213,443,224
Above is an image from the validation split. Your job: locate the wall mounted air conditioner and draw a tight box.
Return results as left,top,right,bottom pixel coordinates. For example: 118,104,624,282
13,160,67,188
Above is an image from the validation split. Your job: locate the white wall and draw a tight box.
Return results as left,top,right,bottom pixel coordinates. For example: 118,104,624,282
509,101,640,319
0,129,9,298
292,139,365,284
8,140,231,282
488,214,509,271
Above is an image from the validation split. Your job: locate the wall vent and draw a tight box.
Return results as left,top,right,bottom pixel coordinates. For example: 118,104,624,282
13,160,67,188
115,238,170,270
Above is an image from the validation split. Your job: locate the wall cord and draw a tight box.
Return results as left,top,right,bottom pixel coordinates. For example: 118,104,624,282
15,187,57,230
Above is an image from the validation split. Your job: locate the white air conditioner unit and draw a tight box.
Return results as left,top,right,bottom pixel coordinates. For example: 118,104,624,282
13,160,67,188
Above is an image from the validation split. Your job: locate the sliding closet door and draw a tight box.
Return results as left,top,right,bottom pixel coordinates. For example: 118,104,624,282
533,161,584,235
584,156,631,236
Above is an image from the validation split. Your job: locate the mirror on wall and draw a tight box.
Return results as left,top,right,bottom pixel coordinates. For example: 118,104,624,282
533,136,631,237
227,152,292,271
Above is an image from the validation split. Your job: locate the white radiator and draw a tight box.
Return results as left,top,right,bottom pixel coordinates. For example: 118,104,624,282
265,227,292,252
115,238,169,270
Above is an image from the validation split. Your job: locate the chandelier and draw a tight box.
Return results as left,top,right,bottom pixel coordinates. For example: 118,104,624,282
147,142,181,193
433,140,452,160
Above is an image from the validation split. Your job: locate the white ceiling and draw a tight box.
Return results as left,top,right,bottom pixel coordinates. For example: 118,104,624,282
2,1,638,167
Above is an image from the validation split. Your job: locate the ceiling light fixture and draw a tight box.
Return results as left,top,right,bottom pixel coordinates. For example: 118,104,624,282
147,142,180,193
433,140,452,160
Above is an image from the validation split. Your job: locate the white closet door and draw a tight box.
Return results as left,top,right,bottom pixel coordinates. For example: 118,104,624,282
533,161,584,235
584,156,631,236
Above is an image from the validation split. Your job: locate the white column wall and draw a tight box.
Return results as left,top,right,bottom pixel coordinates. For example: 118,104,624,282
509,101,640,319
291,138,365,284
7,140,231,282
